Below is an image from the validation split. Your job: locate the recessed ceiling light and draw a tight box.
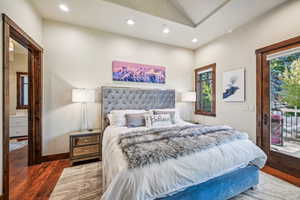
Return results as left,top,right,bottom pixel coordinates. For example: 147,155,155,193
59,4,69,12
126,19,135,26
192,38,198,43
227,29,233,33
163,27,170,34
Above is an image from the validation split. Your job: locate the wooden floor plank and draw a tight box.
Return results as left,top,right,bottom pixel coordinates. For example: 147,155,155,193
9,145,70,200
261,165,300,187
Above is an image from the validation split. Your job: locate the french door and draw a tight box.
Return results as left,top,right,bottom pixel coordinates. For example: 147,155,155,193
257,37,300,178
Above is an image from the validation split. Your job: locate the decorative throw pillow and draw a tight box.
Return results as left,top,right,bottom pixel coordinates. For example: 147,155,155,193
150,108,183,123
152,110,176,124
126,113,147,128
109,110,146,127
146,114,172,128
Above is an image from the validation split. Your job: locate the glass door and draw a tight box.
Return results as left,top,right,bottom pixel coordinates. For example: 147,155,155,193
262,45,300,178
269,50,300,158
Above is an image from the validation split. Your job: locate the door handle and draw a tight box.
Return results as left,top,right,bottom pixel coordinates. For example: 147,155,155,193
263,114,269,125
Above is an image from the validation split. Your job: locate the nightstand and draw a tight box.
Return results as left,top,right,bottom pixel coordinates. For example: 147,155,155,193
69,129,102,165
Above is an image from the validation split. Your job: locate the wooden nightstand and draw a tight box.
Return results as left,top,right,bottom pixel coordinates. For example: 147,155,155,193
69,129,102,165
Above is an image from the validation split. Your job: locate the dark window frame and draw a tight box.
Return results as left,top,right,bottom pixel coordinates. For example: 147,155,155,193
194,63,216,116
16,72,29,109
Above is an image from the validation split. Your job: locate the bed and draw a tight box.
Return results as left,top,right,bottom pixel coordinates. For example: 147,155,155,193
100,86,267,200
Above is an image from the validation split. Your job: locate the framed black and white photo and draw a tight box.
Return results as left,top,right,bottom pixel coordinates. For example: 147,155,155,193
222,68,245,102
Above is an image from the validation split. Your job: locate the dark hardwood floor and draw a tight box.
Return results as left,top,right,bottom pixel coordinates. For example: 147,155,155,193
9,145,299,200
9,145,70,200
261,165,300,187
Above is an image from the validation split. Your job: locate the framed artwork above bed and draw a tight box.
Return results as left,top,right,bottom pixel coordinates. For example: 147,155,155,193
112,60,166,84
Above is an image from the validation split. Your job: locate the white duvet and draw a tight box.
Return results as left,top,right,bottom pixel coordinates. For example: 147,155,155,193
101,122,267,200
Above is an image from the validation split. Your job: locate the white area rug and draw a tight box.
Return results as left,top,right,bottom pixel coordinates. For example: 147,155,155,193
50,162,300,200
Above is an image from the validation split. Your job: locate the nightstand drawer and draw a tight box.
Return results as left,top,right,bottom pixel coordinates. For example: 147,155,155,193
73,144,99,157
73,135,99,146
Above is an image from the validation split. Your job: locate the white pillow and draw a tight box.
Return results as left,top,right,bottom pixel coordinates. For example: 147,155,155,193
109,110,146,127
150,108,182,123
107,114,117,126
145,113,152,128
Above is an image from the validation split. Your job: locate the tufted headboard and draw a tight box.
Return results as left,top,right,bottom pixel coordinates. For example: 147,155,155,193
101,86,175,130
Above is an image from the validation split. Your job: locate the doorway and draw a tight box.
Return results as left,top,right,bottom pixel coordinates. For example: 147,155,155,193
8,38,29,199
2,14,43,200
256,36,300,178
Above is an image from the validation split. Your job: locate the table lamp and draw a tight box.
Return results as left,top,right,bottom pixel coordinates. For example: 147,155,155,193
72,88,95,131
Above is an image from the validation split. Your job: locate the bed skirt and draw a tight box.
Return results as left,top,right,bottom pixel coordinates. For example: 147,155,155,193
157,165,259,200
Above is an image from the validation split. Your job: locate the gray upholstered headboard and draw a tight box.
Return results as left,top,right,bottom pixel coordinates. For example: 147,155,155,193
101,86,175,130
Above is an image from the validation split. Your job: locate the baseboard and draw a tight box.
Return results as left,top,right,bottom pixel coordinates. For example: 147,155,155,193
41,152,69,162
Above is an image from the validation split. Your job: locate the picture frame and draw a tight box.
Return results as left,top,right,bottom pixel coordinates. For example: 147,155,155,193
112,60,166,84
222,68,245,102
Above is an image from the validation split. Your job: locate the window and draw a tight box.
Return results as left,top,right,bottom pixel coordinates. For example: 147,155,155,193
16,72,29,109
195,63,216,116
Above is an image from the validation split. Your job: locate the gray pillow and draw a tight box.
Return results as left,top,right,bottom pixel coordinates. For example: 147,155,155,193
153,110,176,124
126,113,146,128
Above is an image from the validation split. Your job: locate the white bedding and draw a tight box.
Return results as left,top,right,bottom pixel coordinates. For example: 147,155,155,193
101,122,267,200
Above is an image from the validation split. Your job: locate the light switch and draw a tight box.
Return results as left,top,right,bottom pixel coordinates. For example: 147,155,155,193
249,104,255,112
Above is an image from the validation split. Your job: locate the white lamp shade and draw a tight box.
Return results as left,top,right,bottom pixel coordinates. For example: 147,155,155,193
72,89,95,103
181,92,196,102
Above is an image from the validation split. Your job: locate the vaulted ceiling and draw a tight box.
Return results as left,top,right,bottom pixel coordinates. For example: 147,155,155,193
30,0,287,49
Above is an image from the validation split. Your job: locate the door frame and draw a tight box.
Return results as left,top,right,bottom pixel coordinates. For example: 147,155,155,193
2,14,43,200
256,35,300,178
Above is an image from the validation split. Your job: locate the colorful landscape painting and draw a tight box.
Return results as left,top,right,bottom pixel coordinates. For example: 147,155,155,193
112,61,166,84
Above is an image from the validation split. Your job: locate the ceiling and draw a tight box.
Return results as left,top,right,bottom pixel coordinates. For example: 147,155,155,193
30,0,287,49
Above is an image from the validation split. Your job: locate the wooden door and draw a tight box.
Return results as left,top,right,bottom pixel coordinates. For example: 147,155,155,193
257,37,300,178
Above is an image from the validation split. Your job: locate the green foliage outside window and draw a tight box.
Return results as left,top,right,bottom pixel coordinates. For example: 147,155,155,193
270,52,300,109
199,71,212,112
280,58,300,108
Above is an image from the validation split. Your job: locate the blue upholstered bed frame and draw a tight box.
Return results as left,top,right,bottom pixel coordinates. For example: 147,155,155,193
158,165,259,200
101,87,259,200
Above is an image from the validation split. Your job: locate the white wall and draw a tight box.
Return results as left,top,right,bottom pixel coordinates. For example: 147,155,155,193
193,1,300,142
42,20,194,155
0,0,43,195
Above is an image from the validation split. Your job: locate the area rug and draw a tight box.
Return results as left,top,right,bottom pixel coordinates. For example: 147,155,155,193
9,140,27,152
50,162,300,200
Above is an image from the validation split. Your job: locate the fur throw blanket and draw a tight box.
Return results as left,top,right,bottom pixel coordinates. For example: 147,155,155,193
119,125,248,169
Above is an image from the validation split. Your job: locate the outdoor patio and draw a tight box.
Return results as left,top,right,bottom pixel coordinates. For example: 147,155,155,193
271,110,300,159
272,140,300,159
